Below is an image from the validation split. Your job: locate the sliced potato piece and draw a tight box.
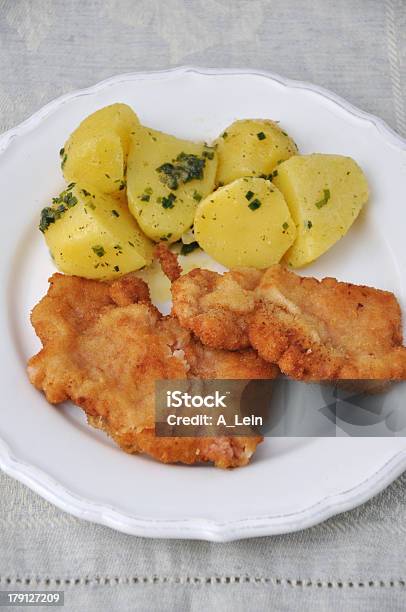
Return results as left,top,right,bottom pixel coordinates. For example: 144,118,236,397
127,127,217,242
215,119,297,186
40,183,153,279
62,103,140,195
273,154,369,267
194,177,296,269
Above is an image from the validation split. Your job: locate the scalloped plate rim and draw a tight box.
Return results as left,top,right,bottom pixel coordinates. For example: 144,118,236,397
1,66,406,541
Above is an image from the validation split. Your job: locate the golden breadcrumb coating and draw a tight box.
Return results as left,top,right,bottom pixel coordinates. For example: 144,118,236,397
155,243,182,282
172,268,262,350
172,264,406,381
250,265,406,380
28,273,277,468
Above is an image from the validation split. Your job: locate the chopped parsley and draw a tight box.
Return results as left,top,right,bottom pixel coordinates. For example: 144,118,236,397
39,186,78,232
222,131,228,138
315,189,331,209
39,207,61,233
156,152,207,190
248,199,262,211
114,265,120,272
92,245,105,258
193,191,202,202
81,188,92,197
202,148,215,160
305,220,313,229
140,193,150,202
259,169,278,181
60,147,68,169
162,193,176,209
282,222,289,230
111,209,120,217
118,179,126,191
180,241,199,255
257,131,266,140
159,232,173,241
105,173,111,179
245,190,254,201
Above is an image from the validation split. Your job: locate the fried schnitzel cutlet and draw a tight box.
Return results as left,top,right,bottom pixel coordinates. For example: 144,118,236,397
28,273,277,468
172,264,406,381
172,268,262,350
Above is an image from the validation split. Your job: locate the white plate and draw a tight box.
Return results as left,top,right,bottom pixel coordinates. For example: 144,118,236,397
1,67,406,541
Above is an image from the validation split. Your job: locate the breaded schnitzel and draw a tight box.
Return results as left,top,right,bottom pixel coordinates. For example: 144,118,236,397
172,264,406,381
28,273,277,468
172,268,262,350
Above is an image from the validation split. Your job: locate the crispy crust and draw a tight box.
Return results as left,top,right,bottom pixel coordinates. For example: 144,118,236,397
251,266,406,380
155,243,182,282
28,273,275,468
172,264,406,381
171,268,262,350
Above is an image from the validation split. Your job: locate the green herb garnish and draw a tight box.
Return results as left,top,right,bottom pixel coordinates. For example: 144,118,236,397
193,191,202,202
114,265,120,272
315,189,331,209
39,186,78,232
180,241,199,255
259,169,278,181
111,209,120,217
39,208,60,233
248,199,262,211
257,132,266,140
140,194,150,202
202,148,215,160
245,190,254,200
156,152,207,190
59,147,67,168
282,222,289,230
92,245,105,258
305,220,313,229
162,193,176,209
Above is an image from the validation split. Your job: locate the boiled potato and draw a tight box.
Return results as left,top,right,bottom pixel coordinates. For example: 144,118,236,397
127,126,217,242
273,154,369,267
62,104,140,195
40,183,153,279
194,177,296,268
215,119,297,186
